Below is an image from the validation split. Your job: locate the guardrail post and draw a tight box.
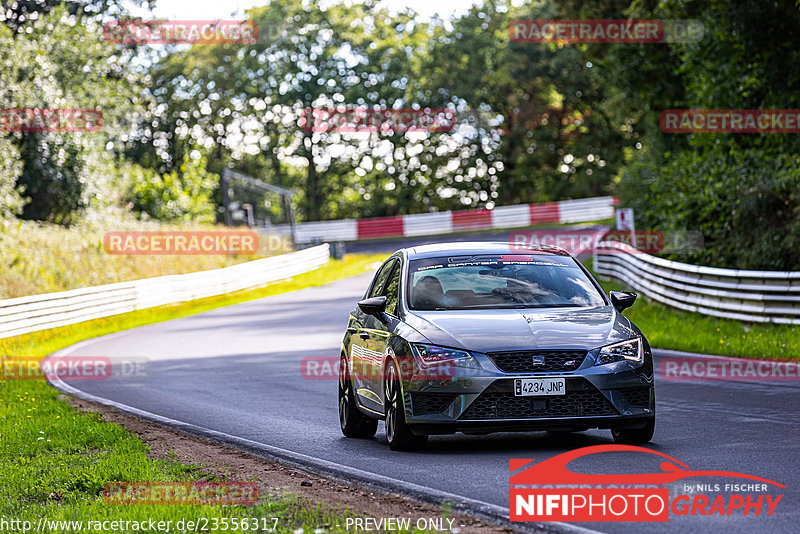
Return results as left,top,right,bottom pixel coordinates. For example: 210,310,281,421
329,242,345,260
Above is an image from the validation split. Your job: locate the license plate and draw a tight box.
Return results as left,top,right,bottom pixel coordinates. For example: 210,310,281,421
514,378,566,396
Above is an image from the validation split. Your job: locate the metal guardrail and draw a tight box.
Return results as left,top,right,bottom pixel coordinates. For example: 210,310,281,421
594,240,800,325
0,244,331,340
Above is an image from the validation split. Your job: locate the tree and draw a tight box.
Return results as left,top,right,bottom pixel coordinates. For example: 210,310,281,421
0,0,152,33
423,0,627,207
569,0,800,269
2,6,145,223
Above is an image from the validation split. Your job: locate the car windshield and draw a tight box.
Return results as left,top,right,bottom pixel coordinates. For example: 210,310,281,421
407,254,606,310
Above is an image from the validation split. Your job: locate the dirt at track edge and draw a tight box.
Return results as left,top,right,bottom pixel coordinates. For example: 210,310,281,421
65,395,517,534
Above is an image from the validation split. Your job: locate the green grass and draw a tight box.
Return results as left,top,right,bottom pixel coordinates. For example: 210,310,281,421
0,218,291,300
0,253,413,534
589,265,800,361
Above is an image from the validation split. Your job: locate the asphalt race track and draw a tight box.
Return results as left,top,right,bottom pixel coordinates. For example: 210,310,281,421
53,270,800,534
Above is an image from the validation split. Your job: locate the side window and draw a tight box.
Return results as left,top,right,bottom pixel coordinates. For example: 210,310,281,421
383,261,401,316
368,259,396,298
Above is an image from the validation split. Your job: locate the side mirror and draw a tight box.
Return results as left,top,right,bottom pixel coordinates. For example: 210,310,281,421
358,296,387,316
610,291,637,312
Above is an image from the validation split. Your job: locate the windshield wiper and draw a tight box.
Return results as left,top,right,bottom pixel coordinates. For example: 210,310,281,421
451,303,585,309
416,303,587,311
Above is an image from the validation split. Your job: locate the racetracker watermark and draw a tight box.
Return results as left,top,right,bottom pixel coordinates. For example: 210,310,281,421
103,20,259,44
104,482,258,505
299,107,457,133
103,231,260,255
1,355,148,381
660,356,800,382
0,108,102,132
509,230,704,255
509,19,703,44
302,356,472,381
660,110,800,133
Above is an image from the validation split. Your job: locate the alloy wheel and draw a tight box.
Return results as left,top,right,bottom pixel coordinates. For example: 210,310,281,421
384,363,398,442
339,356,349,430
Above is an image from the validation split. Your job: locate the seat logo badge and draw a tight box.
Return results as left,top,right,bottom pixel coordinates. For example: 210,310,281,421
531,355,545,366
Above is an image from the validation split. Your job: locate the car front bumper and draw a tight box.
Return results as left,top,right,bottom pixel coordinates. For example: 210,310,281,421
400,356,654,434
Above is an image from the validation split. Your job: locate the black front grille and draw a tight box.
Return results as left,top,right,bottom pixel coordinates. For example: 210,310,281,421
459,379,618,420
488,350,587,373
410,392,458,415
619,387,651,407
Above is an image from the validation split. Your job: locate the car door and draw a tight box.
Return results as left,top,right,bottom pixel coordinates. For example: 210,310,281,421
362,258,402,408
351,259,397,412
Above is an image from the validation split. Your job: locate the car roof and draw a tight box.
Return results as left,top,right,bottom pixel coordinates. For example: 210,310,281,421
400,241,572,260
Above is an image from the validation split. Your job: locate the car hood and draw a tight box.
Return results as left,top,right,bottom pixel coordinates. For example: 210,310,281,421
404,306,636,353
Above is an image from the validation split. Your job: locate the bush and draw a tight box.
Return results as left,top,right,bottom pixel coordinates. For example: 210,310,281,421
617,146,800,271
0,137,24,219
126,152,219,223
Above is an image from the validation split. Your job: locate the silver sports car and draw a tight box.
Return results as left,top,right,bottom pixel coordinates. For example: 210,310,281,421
338,242,655,450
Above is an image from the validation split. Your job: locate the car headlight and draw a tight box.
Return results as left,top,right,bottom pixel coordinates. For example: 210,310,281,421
410,344,482,369
594,338,643,366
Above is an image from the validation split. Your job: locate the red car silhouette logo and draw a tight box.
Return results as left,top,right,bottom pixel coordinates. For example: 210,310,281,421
510,444,785,487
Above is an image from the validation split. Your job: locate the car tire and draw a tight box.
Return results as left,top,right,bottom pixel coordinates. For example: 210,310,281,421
384,360,428,451
612,418,655,444
339,354,378,438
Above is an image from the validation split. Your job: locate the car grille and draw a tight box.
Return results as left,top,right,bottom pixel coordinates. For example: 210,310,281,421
487,350,587,373
410,392,458,416
619,387,651,407
459,379,618,420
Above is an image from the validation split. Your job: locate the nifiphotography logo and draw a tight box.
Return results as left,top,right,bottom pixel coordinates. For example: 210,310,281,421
510,445,784,522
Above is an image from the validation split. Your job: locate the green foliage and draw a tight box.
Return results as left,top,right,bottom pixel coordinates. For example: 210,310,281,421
424,0,625,207
2,0,798,270
0,137,24,220
618,147,800,270
17,135,86,224
126,153,219,223
569,0,800,269
0,6,145,223
0,0,153,34
0,25,27,219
